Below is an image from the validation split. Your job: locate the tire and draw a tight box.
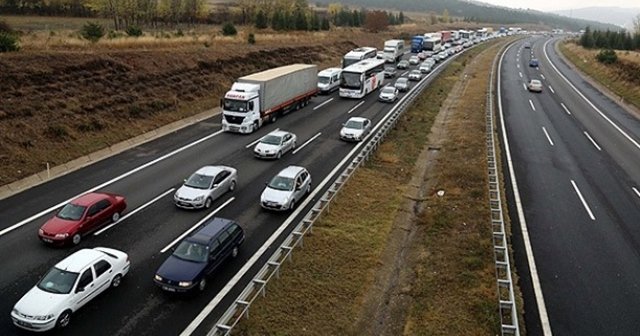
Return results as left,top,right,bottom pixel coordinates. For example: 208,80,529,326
204,198,213,209
231,246,239,258
306,184,311,195
111,274,122,288
111,212,120,223
276,151,282,159
56,310,72,329
252,122,258,133
198,278,206,291
270,114,277,123
229,180,236,192
292,141,297,150
289,199,296,211
71,233,81,245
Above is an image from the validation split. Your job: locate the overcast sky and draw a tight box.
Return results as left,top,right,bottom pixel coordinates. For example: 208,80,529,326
479,0,639,12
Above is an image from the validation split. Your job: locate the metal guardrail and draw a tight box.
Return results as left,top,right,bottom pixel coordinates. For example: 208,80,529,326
206,54,453,336
487,43,520,335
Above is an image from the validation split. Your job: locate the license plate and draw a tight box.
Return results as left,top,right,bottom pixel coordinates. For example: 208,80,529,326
162,286,176,292
229,126,239,132
42,238,53,243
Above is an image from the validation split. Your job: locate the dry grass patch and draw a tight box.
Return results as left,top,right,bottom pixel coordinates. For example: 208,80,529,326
234,43,499,335
559,42,640,110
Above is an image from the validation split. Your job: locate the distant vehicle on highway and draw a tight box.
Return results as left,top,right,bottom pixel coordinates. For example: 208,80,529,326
254,130,297,159
383,39,405,63
173,166,237,209
396,60,409,69
409,56,420,65
408,70,423,81
417,51,428,60
378,85,399,103
317,67,342,94
529,58,539,67
38,192,126,246
343,46,378,68
527,79,543,92
419,62,432,74
394,77,410,92
340,58,386,99
11,247,130,331
524,42,531,49
261,166,312,211
383,66,397,78
340,116,372,142
154,218,244,293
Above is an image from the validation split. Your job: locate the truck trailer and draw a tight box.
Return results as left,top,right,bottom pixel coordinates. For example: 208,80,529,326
440,30,453,43
221,64,318,134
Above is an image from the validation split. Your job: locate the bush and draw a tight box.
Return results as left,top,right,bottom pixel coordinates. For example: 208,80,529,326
0,32,20,52
0,20,12,33
221,23,237,36
126,25,143,37
248,33,256,44
596,49,617,64
81,22,105,42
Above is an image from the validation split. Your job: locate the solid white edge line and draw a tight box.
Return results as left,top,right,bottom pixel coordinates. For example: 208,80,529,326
347,100,366,114
543,39,640,151
529,99,536,111
1,129,226,238
292,132,322,155
498,41,554,336
313,98,334,111
548,85,555,94
180,64,424,334
560,103,572,115
583,131,602,151
542,127,554,146
160,197,235,253
94,188,175,236
570,180,596,220
633,187,640,199
245,128,279,149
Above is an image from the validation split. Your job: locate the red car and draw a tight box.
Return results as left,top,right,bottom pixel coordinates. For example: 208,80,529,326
38,192,127,246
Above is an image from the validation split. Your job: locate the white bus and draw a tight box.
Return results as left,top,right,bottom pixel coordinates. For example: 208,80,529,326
424,36,442,52
342,47,378,68
339,58,386,99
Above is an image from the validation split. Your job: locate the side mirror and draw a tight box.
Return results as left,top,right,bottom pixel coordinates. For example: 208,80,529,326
76,286,85,293
212,184,219,189
183,178,187,183
219,98,224,108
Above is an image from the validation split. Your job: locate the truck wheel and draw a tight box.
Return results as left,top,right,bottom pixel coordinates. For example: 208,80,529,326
252,122,258,132
270,114,277,123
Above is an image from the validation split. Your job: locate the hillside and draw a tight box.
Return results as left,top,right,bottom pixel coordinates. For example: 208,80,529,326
553,7,640,30
313,0,619,31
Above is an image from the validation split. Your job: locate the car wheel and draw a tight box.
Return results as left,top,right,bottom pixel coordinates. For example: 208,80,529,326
289,199,296,211
56,310,72,329
292,141,297,149
229,180,236,192
71,233,81,245
231,246,239,258
204,198,213,209
111,212,120,223
111,274,122,288
198,278,206,291
277,151,282,159
252,122,258,133
306,184,311,195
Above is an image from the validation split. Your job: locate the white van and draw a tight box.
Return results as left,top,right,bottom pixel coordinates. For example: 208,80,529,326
317,67,342,94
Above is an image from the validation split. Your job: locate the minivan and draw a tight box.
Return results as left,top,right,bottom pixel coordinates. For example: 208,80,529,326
154,218,244,293
317,67,342,94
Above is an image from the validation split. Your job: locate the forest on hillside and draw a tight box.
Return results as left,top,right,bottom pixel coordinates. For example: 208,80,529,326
314,0,618,31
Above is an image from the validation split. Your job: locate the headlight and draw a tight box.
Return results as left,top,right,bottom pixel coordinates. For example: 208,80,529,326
38,229,43,235
33,314,54,321
194,196,204,202
154,275,163,281
173,193,180,200
55,233,69,239
178,281,192,287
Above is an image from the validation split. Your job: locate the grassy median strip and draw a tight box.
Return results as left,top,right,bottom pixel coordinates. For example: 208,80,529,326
559,42,640,110
235,42,503,335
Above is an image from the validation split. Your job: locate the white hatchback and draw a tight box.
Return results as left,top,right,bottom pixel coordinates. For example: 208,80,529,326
261,166,312,211
11,247,130,332
174,165,237,209
254,130,297,159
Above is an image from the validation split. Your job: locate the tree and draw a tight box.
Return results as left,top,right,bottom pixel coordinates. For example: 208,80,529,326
363,10,388,33
633,14,640,35
247,32,255,44
0,32,20,52
293,8,307,30
596,49,617,64
255,9,268,29
442,9,450,23
309,13,320,31
398,11,404,24
81,22,105,42
580,26,594,48
221,22,237,36
320,16,330,30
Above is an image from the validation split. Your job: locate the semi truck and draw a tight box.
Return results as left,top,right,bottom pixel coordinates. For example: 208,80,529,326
382,39,405,63
440,30,453,43
411,35,425,53
221,64,318,134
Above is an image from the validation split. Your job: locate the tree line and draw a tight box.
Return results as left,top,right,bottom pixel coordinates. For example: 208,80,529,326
579,27,640,51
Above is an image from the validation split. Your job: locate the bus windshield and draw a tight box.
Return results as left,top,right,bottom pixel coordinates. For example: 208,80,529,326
340,72,362,89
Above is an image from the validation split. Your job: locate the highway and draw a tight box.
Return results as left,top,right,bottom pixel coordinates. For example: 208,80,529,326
0,46,464,335
499,36,640,335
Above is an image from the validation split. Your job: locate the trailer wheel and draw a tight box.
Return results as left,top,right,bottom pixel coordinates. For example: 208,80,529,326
270,114,277,123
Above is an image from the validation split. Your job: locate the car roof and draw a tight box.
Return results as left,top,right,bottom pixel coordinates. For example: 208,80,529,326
194,165,229,176
265,130,290,138
55,248,107,272
530,79,542,84
277,165,307,179
397,77,408,82
318,68,341,76
187,217,237,245
70,192,110,206
347,116,369,123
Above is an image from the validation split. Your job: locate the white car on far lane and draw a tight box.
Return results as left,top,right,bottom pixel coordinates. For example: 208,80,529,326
11,248,130,332
254,130,297,159
173,165,237,209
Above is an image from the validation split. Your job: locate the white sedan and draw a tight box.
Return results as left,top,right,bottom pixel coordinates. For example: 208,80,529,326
261,166,312,211
11,248,130,332
378,85,399,103
173,165,237,209
408,70,423,81
254,130,297,159
340,116,372,142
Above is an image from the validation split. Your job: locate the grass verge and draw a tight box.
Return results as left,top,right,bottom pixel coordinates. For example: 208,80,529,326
559,41,640,110
234,41,504,335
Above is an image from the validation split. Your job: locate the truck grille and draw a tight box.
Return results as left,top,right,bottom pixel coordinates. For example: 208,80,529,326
224,115,245,124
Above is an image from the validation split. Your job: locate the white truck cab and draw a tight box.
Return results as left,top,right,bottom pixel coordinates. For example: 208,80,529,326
317,68,342,94
221,83,262,134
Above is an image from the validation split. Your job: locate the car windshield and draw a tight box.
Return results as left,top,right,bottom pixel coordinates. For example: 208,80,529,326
184,173,213,189
531,80,541,86
173,241,208,263
260,134,283,146
56,203,86,221
397,78,408,84
318,76,331,84
399,61,408,65
37,267,79,294
384,67,394,72
223,99,249,112
382,87,395,94
268,175,295,191
345,119,364,129
411,71,421,75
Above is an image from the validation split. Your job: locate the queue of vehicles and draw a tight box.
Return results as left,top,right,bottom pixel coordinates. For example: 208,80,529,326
11,33,499,332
